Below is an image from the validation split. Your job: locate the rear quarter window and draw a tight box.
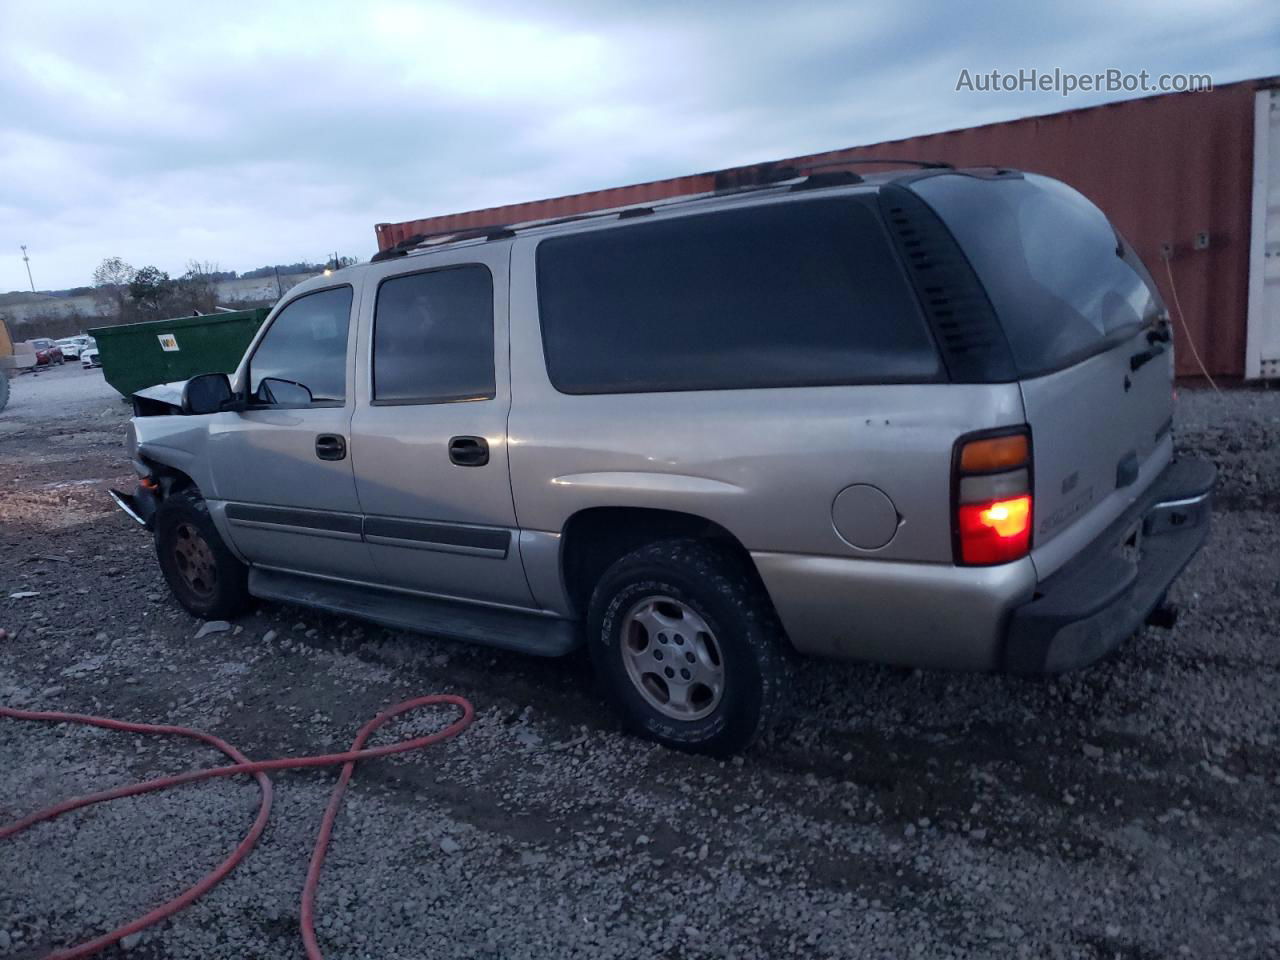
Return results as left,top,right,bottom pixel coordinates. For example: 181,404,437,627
910,173,1161,376
535,197,942,394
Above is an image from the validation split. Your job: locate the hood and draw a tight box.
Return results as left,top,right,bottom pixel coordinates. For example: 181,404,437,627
131,379,188,415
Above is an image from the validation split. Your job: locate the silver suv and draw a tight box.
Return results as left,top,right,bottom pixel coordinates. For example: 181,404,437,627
114,166,1214,754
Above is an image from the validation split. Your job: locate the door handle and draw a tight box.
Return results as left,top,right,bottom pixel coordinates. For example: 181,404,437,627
449,436,489,467
315,434,347,461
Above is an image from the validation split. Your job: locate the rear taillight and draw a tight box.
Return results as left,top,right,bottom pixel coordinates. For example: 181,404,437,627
953,430,1032,566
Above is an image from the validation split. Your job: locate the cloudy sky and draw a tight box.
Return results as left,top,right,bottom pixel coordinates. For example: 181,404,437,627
2,0,1276,292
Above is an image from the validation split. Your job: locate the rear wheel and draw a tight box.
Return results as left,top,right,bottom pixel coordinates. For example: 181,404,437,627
0,373,9,412
587,539,786,755
154,490,250,620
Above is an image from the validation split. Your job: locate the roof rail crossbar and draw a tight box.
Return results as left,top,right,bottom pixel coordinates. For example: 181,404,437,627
800,157,954,172
369,225,515,262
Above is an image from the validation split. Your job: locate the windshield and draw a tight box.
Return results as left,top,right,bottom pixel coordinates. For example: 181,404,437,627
910,172,1162,376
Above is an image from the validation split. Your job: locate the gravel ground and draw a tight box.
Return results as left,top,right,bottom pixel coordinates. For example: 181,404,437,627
1,365,1277,959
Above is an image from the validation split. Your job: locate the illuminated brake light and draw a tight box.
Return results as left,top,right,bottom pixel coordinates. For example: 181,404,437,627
957,495,1032,565
954,430,1033,566
979,497,1030,536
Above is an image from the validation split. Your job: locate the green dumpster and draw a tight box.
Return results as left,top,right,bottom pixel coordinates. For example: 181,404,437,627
90,308,270,398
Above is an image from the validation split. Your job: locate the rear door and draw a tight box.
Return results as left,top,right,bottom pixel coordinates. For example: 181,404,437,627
912,172,1174,578
348,244,535,608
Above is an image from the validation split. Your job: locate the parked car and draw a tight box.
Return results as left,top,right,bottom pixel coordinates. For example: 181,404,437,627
30,338,64,366
55,336,87,360
81,338,100,369
112,166,1215,754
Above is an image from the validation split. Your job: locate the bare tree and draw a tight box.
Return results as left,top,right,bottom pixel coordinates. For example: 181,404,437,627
92,257,136,321
171,260,222,315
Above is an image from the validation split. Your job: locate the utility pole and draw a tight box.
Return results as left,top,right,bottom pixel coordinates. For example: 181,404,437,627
20,245,34,293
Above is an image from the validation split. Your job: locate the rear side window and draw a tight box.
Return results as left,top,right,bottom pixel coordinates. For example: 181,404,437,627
250,285,352,402
536,198,941,394
373,265,495,404
911,173,1161,376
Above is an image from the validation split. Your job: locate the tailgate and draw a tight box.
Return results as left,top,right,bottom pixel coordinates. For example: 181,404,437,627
907,171,1175,579
1021,330,1173,578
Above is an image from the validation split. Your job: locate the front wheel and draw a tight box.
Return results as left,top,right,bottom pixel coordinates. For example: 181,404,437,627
154,490,250,620
587,539,786,755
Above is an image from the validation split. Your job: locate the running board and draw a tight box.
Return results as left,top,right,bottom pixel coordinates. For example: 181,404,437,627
248,568,581,657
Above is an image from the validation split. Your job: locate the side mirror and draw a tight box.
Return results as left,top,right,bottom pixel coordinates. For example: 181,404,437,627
257,377,314,407
181,372,233,415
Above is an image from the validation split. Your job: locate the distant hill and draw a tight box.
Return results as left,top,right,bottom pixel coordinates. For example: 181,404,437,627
1,267,323,340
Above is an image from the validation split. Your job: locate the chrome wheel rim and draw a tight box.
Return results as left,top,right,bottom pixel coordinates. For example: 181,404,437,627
172,523,217,599
620,596,724,721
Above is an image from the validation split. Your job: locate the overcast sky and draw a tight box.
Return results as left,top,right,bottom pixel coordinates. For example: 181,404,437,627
2,0,1276,292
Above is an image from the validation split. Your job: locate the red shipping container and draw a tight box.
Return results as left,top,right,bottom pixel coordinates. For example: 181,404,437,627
376,76,1280,379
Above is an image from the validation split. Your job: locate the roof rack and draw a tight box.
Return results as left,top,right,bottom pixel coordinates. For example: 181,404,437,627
368,161,948,262
801,157,954,171
370,225,515,263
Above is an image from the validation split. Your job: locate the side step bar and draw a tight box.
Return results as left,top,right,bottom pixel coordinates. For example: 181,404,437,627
248,568,581,657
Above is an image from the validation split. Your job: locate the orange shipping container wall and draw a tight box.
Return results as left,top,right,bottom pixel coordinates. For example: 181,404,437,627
375,77,1276,379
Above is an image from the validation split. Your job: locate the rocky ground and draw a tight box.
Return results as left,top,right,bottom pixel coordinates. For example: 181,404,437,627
0,364,1277,959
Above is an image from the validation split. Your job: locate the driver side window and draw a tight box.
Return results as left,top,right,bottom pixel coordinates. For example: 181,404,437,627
250,285,353,404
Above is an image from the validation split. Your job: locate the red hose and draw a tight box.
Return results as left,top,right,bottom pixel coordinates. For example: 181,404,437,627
0,694,474,959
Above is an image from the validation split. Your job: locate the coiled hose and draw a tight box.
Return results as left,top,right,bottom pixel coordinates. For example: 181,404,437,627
0,694,475,959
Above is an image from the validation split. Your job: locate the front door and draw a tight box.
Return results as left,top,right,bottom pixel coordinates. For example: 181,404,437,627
208,282,377,583
348,246,534,608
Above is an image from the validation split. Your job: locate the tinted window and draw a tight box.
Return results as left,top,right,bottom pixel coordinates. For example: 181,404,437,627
911,173,1161,376
373,265,495,403
250,286,352,402
536,198,940,394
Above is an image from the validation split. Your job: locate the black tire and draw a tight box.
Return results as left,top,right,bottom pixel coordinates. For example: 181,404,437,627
154,490,250,620
0,373,9,412
587,539,786,755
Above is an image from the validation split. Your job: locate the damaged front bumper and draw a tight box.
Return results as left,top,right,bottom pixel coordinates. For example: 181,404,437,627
109,474,161,529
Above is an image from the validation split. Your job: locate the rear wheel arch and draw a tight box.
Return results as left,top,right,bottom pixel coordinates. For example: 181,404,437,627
558,506,779,624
